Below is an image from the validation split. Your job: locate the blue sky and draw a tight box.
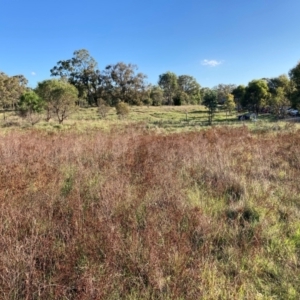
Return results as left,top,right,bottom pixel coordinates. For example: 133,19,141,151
1,0,300,88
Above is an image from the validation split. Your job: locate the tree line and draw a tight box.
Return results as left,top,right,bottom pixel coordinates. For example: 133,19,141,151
1,48,300,124
49,49,203,107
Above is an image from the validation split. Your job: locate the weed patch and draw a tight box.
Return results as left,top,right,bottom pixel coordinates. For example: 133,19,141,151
1,126,300,298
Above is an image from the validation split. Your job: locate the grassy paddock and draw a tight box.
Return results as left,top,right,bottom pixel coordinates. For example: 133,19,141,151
2,105,296,134
0,122,300,299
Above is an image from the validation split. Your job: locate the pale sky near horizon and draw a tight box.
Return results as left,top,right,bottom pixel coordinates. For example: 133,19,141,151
1,0,300,88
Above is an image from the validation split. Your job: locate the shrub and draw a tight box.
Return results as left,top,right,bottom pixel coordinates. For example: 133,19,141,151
97,99,111,119
18,91,44,125
115,102,130,119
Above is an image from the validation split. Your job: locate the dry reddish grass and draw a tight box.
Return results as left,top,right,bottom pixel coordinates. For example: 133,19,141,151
0,126,300,299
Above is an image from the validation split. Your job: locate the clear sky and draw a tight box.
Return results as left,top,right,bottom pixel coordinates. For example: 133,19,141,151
1,0,300,88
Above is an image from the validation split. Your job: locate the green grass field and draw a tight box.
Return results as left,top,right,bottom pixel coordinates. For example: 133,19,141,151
1,105,297,134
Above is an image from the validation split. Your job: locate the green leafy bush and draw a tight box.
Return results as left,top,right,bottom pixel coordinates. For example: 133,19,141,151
18,91,44,125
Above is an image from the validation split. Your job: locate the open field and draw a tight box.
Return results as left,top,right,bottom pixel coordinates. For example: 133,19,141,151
0,107,300,299
2,105,298,133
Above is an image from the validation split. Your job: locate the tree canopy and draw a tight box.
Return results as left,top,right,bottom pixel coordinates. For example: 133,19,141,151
213,84,236,104
36,79,78,123
243,80,269,113
224,93,235,115
50,49,100,106
2,49,300,115
158,72,178,105
150,86,164,106
202,90,218,125
177,75,201,104
101,62,148,106
158,72,201,105
289,62,300,89
289,61,300,108
0,72,28,109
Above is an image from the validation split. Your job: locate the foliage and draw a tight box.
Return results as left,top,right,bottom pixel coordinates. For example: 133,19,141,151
268,87,290,118
115,101,130,118
202,89,218,125
173,90,189,106
289,61,300,89
243,80,270,112
289,61,300,108
50,50,150,107
268,74,291,94
150,86,164,106
232,85,246,109
0,72,28,110
50,49,100,105
177,75,201,104
51,80,78,124
224,93,235,115
213,83,236,104
158,71,178,105
18,91,44,125
102,62,147,106
142,94,153,107
36,79,78,124
36,79,58,121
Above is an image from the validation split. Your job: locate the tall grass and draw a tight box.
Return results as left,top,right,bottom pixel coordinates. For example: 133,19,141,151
0,126,299,299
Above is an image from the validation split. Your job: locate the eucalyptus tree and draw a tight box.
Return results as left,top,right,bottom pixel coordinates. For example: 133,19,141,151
267,75,290,91
36,79,78,123
213,84,236,104
203,90,218,125
0,72,28,118
158,72,178,105
0,72,8,107
36,79,58,121
177,75,201,104
173,90,189,106
264,75,293,116
243,80,270,113
268,87,290,118
102,62,147,106
200,87,211,103
0,73,28,109
289,61,300,89
232,85,246,109
289,61,300,108
50,49,100,105
52,80,78,123
150,86,164,106
224,93,235,116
